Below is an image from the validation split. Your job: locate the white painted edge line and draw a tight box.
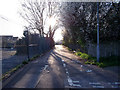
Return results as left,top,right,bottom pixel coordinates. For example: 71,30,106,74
93,86,104,88
112,86,119,88
89,82,101,85
62,60,64,62
63,63,66,67
72,81,80,83
108,82,120,85
68,77,73,86
66,71,69,74
72,84,81,87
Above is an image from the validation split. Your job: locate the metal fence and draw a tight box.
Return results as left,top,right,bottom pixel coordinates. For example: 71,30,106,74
2,37,54,74
16,37,54,57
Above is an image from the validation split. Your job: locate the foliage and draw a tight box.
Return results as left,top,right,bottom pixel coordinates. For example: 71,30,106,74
22,61,28,65
1,64,22,81
80,53,89,59
75,50,120,67
75,51,90,59
61,2,120,47
29,54,40,61
75,51,82,56
99,56,120,67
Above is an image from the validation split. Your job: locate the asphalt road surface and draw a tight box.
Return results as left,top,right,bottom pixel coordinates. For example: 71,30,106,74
3,45,120,88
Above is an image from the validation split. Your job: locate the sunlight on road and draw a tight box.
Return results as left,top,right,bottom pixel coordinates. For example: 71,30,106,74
48,57,54,64
55,45,63,50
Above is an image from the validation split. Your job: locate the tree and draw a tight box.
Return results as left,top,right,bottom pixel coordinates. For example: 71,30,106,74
20,0,61,38
20,0,45,37
60,2,120,46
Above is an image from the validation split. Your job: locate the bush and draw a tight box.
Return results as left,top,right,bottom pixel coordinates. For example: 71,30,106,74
75,52,82,56
22,61,28,65
69,47,120,67
75,51,89,59
80,53,89,59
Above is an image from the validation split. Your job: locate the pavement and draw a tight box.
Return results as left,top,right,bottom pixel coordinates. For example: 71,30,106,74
2,45,120,88
2,49,27,74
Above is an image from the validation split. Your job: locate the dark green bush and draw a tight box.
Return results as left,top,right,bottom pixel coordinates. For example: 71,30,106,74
22,61,28,65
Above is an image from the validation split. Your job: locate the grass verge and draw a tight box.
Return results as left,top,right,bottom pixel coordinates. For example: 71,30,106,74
1,54,41,81
74,51,120,68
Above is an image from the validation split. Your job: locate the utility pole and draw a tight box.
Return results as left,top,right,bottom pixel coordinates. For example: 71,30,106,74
97,2,100,62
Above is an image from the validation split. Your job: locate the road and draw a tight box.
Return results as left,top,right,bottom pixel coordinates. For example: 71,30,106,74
3,45,120,88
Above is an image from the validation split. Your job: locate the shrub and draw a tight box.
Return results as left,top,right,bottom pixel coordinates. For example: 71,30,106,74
75,52,82,56
80,53,89,59
22,61,28,65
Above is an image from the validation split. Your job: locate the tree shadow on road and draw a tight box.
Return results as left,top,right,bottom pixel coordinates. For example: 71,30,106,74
51,50,119,87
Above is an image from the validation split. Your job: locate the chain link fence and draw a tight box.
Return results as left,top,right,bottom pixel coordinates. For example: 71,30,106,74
2,36,54,74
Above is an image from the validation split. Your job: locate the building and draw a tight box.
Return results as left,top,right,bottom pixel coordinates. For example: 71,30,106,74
0,35,18,48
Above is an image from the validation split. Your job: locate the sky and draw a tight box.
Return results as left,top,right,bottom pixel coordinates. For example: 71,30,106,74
0,0,26,38
0,0,63,42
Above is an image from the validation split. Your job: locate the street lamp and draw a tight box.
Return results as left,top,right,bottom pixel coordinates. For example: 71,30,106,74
97,2,100,62
24,29,30,60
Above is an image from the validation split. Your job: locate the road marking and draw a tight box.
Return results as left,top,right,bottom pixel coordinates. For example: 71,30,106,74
61,59,81,87
62,60,64,62
47,71,50,73
89,82,101,85
108,82,120,85
67,77,73,86
33,61,38,63
114,82,120,84
72,84,81,87
93,86,104,88
63,63,66,67
73,81,80,83
112,86,119,88
66,71,69,74
44,65,48,70
86,70,92,72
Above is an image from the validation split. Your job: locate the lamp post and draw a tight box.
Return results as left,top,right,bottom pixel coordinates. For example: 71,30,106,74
24,29,30,60
97,2,99,62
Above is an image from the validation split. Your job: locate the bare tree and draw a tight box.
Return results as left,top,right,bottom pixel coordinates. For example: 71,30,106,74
20,0,61,38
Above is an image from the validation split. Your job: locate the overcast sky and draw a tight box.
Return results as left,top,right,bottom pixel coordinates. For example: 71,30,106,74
0,0,26,38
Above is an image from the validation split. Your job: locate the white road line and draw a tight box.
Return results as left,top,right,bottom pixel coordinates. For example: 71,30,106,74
62,60,64,62
93,86,104,88
72,81,80,83
109,82,120,85
112,86,119,88
86,70,92,72
114,82,120,84
72,84,81,87
44,65,48,70
62,59,81,87
67,77,73,86
63,63,66,67
66,71,69,74
89,82,101,85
